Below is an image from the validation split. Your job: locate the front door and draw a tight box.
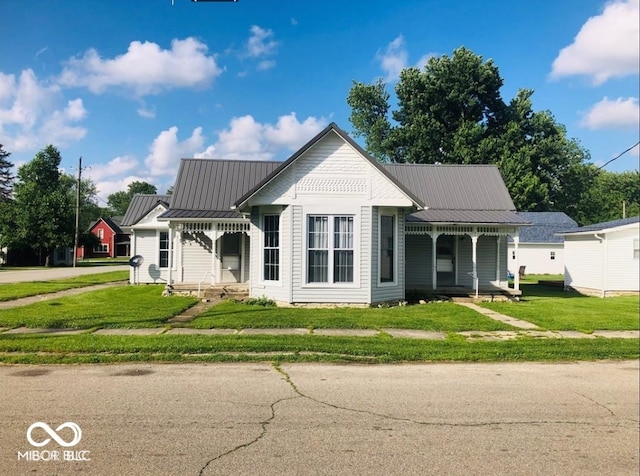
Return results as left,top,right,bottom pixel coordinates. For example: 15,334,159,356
436,235,455,286
220,233,241,283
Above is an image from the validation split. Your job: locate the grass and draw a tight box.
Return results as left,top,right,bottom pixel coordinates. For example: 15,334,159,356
0,285,198,329
480,283,640,331
187,299,516,332
0,333,637,364
0,270,129,301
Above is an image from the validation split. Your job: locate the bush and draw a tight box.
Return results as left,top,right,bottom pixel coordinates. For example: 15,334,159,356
243,296,277,307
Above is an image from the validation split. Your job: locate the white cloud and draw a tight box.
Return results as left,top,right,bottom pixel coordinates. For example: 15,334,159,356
245,25,278,58
85,155,139,182
213,115,271,161
58,37,222,96
212,113,327,161
581,96,640,129
95,175,156,202
0,69,87,152
137,106,156,119
376,35,408,82
550,0,640,85
145,126,206,176
257,60,276,71
263,113,327,150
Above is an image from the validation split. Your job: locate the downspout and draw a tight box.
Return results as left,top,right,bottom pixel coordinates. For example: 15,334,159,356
594,233,606,298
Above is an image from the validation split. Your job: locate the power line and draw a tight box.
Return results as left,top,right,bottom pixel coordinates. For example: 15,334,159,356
597,141,640,170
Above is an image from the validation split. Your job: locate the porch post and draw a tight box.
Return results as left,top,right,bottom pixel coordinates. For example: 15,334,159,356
513,233,520,291
167,224,174,286
496,235,501,283
211,227,219,285
471,232,478,298
431,232,440,290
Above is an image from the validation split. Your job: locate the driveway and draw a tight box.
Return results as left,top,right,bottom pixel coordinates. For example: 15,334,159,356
0,265,129,283
1,361,638,475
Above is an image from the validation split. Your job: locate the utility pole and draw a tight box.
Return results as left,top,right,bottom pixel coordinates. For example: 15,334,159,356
73,157,82,268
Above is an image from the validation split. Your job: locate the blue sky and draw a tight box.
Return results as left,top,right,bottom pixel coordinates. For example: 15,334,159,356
1,0,638,204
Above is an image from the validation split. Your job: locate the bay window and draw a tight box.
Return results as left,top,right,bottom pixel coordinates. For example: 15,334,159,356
307,215,354,284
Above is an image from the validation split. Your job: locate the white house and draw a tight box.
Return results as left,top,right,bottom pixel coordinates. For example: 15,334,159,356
121,123,530,304
508,212,577,276
560,216,640,297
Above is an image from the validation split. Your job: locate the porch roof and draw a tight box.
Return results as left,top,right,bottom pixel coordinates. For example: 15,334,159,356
159,209,242,220
407,209,528,225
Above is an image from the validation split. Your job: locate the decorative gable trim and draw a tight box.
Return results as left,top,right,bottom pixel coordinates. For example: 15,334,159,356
233,123,424,212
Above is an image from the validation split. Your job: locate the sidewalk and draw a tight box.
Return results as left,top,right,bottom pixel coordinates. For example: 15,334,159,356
1,325,638,341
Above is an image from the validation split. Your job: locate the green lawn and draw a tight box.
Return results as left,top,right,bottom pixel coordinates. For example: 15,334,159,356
0,285,197,329
0,270,129,301
187,300,516,332
480,283,640,331
0,333,637,364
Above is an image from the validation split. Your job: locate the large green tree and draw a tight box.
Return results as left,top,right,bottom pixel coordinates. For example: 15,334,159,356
107,180,157,216
0,145,74,266
0,144,13,202
575,170,640,225
347,47,593,214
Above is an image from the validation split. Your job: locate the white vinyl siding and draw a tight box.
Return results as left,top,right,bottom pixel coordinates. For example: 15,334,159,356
405,234,432,289
130,229,170,284
181,232,212,283
371,208,404,303
508,243,565,275
564,235,603,291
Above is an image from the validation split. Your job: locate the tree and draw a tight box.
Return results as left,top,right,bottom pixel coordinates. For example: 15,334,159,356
575,170,640,225
0,145,74,266
0,144,14,201
347,47,593,214
107,181,157,216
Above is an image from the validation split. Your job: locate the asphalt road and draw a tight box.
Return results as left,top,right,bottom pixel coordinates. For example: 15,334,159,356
0,265,130,283
1,361,638,475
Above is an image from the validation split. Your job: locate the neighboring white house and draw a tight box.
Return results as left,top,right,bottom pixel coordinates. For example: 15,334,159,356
560,216,640,297
121,123,530,304
120,194,171,283
508,212,577,276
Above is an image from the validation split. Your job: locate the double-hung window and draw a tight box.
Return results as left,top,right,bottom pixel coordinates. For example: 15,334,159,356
307,215,354,283
159,231,169,268
264,215,280,281
380,214,395,283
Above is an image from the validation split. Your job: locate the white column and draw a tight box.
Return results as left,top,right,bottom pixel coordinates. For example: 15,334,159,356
513,234,520,291
167,225,174,286
431,232,440,290
471,233,478,297
211,227,219,285
496,235,501,283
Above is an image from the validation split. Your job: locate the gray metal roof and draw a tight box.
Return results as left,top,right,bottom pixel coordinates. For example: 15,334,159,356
560,215,639,234
511,212,577,243
383,164,515,210
121,194,171,226
166,159,281,219
161,124,527,227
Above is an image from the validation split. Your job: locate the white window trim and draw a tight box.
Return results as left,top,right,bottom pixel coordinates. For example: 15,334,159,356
302,213,359,288
378,209,398,287
262,213,281,284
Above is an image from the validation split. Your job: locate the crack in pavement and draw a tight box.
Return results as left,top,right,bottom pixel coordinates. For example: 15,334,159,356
197,393,301,476
197,364,635,474
273,364,634,429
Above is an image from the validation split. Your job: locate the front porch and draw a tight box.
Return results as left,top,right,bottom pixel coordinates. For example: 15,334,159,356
405,223,522,294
